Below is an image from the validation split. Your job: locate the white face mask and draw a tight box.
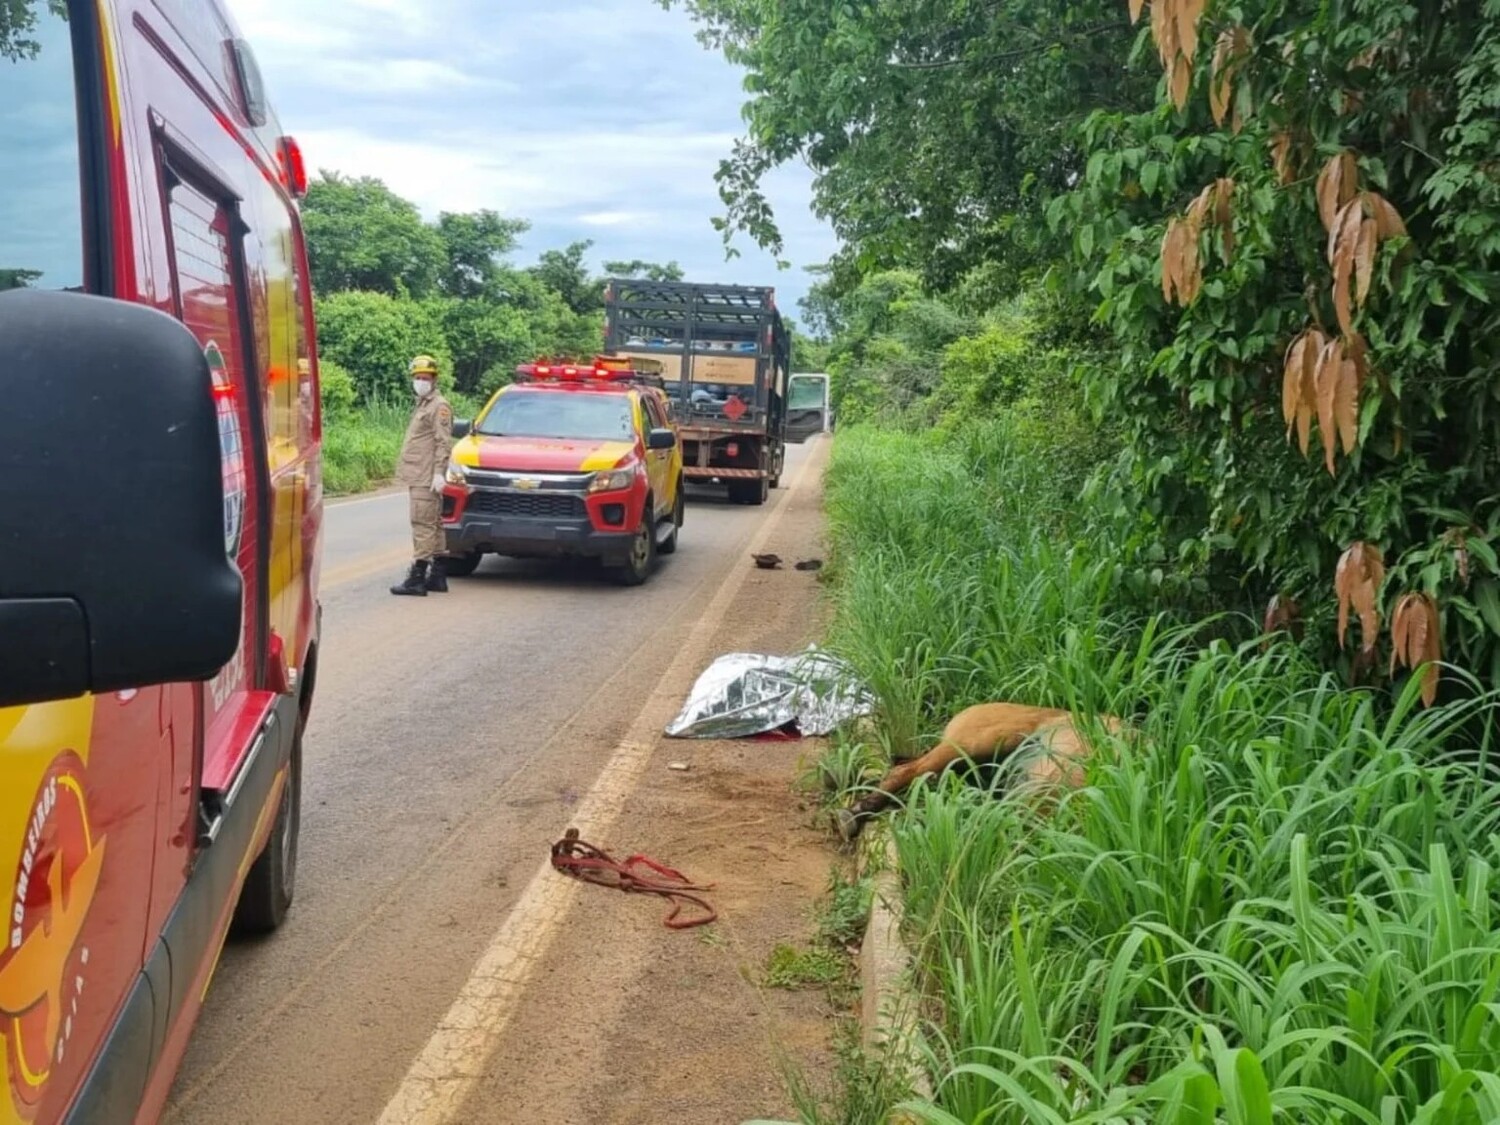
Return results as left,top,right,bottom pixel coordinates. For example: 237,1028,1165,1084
413,378,433,397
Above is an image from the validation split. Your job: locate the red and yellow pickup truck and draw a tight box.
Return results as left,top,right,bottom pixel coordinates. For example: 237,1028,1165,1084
441,359,686,586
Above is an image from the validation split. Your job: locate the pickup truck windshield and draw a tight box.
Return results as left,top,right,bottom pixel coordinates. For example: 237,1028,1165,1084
477,391,635,442
0,3,85,294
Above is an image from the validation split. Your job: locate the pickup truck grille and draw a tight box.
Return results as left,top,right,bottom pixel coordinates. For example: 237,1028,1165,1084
466,491,586,520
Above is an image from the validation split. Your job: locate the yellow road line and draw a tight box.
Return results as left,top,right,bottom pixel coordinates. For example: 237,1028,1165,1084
320,546,412,591
372,444,824,1125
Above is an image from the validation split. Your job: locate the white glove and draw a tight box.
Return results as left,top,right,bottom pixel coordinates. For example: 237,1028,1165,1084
431,473,445,495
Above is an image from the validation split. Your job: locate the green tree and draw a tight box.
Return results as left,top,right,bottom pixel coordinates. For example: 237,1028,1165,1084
300,172,445,297
659,0,1154,293
0,268,41,290
528,240,601,315
1047,0,1500,695
1,0,66,61
436,210,529,299
313,291,452,401
601,259,685,282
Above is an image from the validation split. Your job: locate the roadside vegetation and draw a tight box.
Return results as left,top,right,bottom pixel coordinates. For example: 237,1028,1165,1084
664,0,1500,1118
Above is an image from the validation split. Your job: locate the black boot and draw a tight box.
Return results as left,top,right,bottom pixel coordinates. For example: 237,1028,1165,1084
425,556,449,593
390,560,429,597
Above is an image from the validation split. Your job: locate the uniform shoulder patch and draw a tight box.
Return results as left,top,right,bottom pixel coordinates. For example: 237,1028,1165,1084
435,402,453,424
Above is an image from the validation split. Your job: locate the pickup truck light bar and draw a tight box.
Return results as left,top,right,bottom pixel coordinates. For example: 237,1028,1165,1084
514,356,666,390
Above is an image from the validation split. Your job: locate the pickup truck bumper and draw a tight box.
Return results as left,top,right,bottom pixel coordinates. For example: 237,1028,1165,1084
442,480,641,562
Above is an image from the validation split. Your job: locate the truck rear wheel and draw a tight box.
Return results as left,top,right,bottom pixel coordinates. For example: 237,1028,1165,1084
232,718,302,935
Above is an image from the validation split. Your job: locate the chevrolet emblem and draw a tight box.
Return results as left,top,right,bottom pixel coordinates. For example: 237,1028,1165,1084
513,478,540,490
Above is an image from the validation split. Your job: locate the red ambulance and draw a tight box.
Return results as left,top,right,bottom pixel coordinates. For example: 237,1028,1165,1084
0,0,321,1121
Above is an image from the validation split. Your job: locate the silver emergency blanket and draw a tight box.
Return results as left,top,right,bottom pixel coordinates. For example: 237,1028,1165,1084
664,647,875,739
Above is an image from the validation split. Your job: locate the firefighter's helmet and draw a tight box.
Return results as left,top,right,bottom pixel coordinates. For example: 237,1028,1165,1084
409,355,440,377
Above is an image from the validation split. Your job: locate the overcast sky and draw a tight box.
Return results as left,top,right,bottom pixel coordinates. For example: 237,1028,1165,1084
235,0,837,317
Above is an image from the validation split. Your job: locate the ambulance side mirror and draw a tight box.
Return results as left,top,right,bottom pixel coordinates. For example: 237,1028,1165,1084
0,289,243,708
452,419,471,439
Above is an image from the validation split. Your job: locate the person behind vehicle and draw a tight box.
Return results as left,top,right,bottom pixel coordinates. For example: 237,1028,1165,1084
391,355,455,597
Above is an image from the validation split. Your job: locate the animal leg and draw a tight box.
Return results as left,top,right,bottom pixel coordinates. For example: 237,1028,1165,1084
836,741,981,841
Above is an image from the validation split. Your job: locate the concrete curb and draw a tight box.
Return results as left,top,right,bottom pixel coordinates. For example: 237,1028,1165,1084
857,830,933,1105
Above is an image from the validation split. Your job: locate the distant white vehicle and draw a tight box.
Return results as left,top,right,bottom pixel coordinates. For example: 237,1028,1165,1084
787,373,831,443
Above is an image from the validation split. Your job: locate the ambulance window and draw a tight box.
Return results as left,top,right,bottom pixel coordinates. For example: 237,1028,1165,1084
0,2,86,293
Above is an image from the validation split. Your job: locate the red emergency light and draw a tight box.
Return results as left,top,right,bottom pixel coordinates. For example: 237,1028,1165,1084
516,356,650,383
278,135,308,198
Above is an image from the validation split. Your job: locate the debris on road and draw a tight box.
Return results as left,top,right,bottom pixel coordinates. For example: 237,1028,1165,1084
664,647,874,740
549,829,717,929
752,552,783,569
668,761,691,772
794,558,823,572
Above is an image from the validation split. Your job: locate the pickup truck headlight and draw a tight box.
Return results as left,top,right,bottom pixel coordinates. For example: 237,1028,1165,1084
445,461,469,486
589,467,637,493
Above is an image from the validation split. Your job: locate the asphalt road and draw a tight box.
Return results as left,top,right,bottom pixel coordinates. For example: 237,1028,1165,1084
162,444,818,1125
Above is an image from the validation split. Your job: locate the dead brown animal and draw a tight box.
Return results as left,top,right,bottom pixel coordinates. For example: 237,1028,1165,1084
835,702,1127,841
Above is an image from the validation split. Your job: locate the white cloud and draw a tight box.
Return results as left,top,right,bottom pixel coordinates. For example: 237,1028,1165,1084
577,211,662,228
233,0,840,314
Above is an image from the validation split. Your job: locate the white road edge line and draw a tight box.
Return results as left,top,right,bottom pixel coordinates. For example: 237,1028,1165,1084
372,443,824,1125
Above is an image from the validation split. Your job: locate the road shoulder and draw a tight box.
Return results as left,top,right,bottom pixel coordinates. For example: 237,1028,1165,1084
467,440,839,1124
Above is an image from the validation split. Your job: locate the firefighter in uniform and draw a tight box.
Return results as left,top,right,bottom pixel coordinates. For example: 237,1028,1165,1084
390,355,456,597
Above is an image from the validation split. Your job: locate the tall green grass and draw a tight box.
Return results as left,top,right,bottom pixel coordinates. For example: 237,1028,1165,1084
823,422,1500,1123
321,393,483,496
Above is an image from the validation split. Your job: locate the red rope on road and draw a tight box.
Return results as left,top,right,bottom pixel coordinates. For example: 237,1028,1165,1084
549,828,717,930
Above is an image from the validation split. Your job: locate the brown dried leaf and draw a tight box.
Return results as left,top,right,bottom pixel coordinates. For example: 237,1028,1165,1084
1390,592,1442,706
1151,0,1175,66
1359,544,1387,651
1176,0,1206,62
1161,220,1179,302
1178,215,1202,303
1282,333,1308,432
1390,593,1414,676
1354,216,1378,308
1210,27,1251,126
1215,177,1235,259
1170,53,1194,111
1330,200,1364,336
1335,352,1359,455
1296,326,1324,455
1263,593,1301,635
1335,543,1361,649
1316,151,1359,232
1130,0,1147,25
1365,191,1408,240
1335,542,1387,652
1271,132,1295,185
1455,531,1471,587
1315,339,1342,473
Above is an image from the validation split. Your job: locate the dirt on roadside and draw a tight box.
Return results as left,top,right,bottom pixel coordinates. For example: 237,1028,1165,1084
463,442,843,1125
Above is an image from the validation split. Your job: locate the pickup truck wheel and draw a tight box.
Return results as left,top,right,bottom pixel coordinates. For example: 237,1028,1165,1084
232,718,302,936
443,550,483,578
658,486,684,556
614,499,657,586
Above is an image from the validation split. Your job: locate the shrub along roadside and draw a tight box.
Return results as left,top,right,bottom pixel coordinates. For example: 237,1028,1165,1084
320,390,483,497
818,421,1500,1123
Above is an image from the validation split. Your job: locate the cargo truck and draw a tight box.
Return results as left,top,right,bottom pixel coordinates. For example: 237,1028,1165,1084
604,278,789,506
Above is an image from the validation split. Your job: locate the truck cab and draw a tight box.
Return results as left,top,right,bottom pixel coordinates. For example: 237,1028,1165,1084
0,2,320,1122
